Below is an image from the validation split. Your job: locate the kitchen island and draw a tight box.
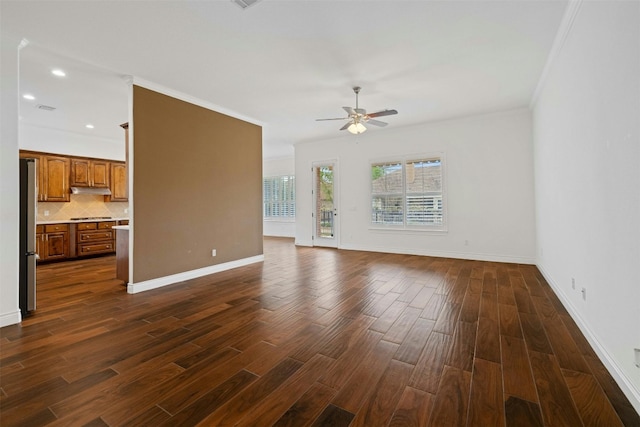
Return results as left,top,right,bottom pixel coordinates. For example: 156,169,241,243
113,225,129,284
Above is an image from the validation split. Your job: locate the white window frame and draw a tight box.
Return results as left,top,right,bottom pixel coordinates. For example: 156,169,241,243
370,153,447,232
263,175,296,221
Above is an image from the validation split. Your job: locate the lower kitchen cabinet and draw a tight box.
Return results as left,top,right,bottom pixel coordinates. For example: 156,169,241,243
37,221,122,262
76,221,115,257
37,224,70,261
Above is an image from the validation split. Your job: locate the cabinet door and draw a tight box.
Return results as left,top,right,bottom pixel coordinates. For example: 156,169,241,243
42,155,70,202
106,162,128,202
92,160,110,188
45,232,69,260
70,158,91,187
36,234,44,261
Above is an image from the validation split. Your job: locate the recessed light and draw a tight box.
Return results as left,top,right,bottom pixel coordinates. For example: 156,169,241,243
51,69,66,77
85,124,95,129
23,94,36,100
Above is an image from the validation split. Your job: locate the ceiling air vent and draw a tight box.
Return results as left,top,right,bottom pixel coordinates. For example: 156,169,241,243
36,104,56,112
232,0,261,10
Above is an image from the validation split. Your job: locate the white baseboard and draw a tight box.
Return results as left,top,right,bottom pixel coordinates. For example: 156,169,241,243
0,310,22,328
338,243,535,265
537,264,640,414
127,255,265,294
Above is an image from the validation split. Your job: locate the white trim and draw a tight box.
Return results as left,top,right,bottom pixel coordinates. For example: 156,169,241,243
127,255,264,294
132,77,264,127
338,243,535,265
0,310,22,328
530,0,583,107
537,264,640,414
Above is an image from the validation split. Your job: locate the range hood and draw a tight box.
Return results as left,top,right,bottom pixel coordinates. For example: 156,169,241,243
70,186,112,196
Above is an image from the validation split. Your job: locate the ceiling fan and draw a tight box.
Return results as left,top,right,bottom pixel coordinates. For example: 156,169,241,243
316,86,398,134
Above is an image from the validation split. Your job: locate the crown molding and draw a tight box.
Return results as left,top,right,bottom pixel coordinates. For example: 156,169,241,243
131,77,264,127
530,0,583,108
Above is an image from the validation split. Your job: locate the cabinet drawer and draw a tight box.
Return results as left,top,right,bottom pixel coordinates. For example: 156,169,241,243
78,230,113,242
45,224,68,233
77,222,97,231
78,242,114,255
98,221,116,229
36,225,44,233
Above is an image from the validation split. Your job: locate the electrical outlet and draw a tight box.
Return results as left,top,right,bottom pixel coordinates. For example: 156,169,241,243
124,208,128,214
571,277,575,290
211,249,216,257
44,210,49,216
581,287,587,301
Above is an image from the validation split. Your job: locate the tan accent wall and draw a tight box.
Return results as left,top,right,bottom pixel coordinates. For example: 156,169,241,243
132,86,263,283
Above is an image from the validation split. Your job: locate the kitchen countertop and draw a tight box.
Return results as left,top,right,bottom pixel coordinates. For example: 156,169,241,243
37,217,129,225
112,225,129,230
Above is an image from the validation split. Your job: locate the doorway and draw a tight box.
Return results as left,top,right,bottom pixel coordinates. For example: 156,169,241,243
313,162,338,248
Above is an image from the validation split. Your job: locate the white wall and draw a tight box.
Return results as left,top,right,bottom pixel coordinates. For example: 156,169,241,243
533,1,640,410
20,123,125,161
0,33,22,327
263,156,295,238
295,108,536,264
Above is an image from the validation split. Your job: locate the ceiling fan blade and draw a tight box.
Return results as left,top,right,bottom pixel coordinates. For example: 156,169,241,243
355,108,366,115
366,119,388,127
343,106,355,115
316,117,349,121
339,121,352,131
367,109,398,118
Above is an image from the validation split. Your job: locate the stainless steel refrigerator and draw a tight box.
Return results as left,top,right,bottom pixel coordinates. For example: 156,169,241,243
19,158,37,316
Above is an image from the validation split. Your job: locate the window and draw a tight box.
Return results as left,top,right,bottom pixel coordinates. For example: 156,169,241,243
371,156,444,229
263,175,295,219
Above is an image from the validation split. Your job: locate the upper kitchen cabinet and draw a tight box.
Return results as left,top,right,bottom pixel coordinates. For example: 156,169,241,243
105,162,128,202
41,155,71,202
20,151,70,202
105,122,128,202
70,158,110,188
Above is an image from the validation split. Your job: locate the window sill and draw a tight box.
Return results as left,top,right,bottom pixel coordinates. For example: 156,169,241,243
368,225,448,234
263,218,296,223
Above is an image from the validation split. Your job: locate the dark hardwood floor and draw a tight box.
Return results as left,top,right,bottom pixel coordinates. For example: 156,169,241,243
1,237,638,426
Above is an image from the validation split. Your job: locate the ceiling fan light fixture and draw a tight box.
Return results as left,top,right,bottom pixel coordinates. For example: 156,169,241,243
348,122,367,134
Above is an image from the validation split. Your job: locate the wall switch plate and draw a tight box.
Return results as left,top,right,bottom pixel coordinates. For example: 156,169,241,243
211,249,216,257
581,287,587,301
635,348,640,368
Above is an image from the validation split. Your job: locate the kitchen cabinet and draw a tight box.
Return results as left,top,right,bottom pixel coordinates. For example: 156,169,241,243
105,162,128,202
38,224,69,261
41,155,70,202
19,152,70,202
35,225,44,260
76,221,116,256
70,158,110,188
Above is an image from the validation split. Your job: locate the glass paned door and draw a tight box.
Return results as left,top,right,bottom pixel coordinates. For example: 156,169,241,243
313,163,337,248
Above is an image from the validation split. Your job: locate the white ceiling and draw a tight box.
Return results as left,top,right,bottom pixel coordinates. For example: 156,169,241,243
4,0,568,159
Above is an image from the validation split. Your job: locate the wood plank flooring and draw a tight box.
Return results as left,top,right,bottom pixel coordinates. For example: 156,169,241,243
1,237,638,426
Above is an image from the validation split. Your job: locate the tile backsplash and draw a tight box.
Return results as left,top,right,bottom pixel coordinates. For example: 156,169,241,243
37,194,129,221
